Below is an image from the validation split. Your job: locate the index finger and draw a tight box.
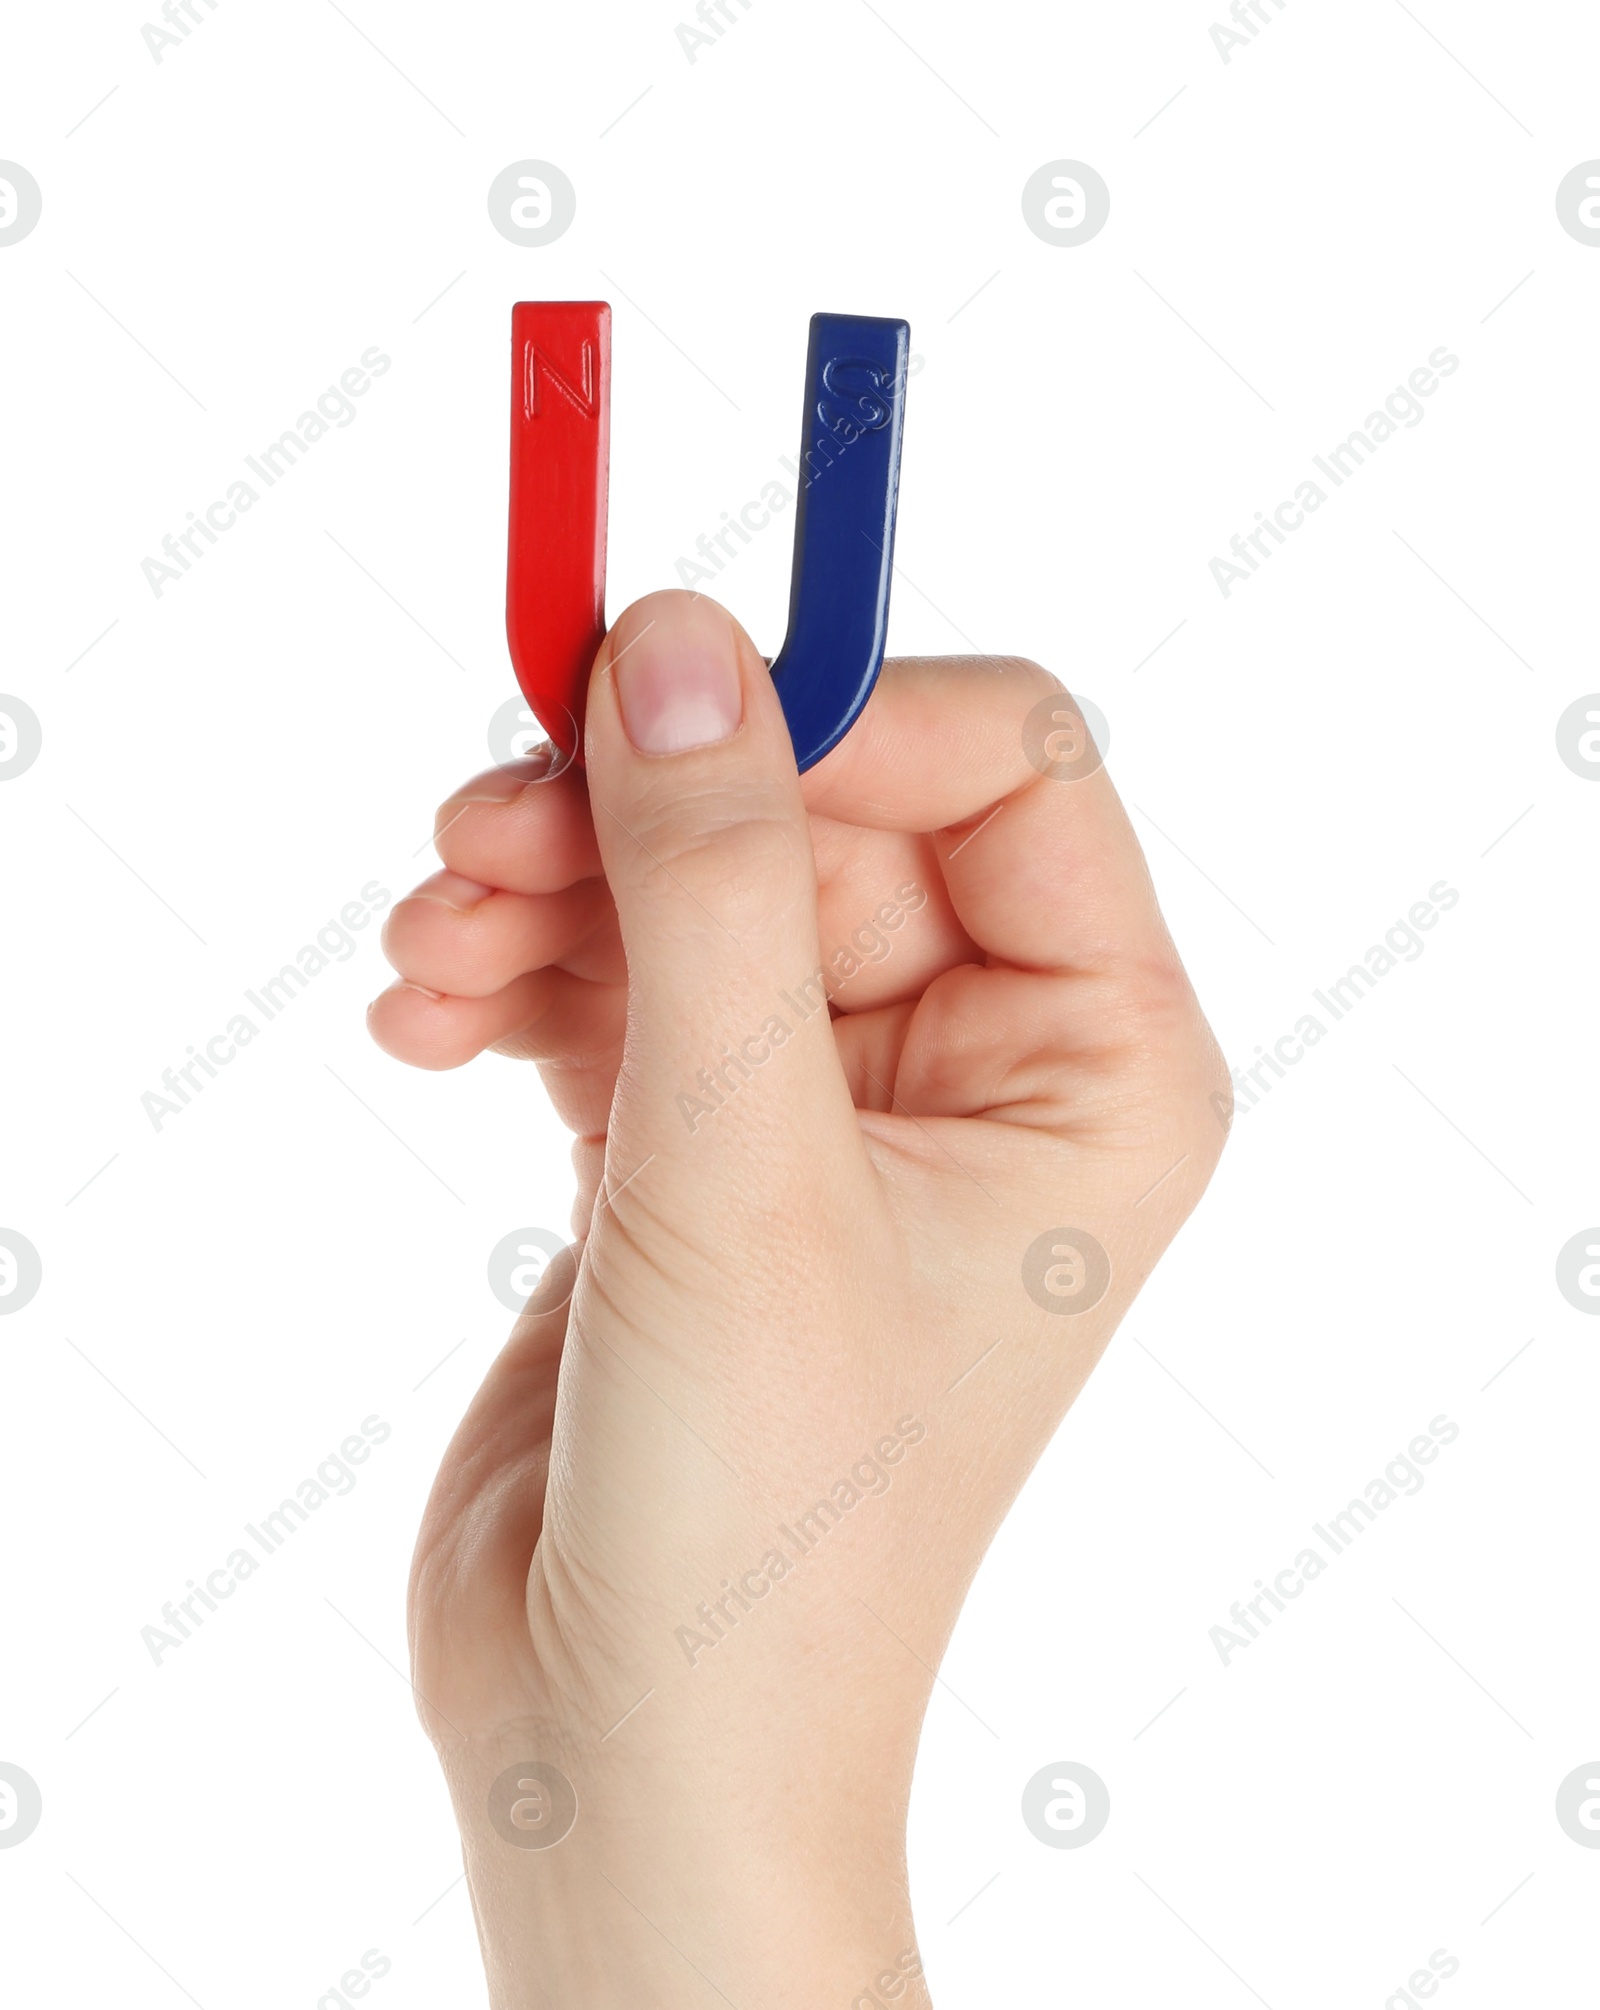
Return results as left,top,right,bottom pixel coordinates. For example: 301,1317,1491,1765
807,654,1172,977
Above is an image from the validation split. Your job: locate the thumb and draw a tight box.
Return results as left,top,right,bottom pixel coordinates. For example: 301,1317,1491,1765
582,590,863,1220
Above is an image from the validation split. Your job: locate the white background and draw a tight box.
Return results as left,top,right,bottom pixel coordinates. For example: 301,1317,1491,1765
3,0,1598,2003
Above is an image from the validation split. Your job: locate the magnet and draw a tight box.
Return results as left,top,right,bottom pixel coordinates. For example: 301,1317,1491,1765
506,300,611,766
505,304,909,772
769,312,909,770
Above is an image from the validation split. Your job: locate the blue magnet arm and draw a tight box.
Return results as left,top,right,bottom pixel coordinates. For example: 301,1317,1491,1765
770,312,909,771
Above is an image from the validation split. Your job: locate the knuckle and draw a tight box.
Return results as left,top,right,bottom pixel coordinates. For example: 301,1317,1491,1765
994,654,1070,709
1115,947,1201,1034
1100,952,1231,1119
623,800,813,940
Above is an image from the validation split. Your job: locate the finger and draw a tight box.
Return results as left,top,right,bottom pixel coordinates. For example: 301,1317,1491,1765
814,654,1171,977
367,974,542,1070
801,653,1052,829
367,967,624,1124
381,869,615,998
933,758,1172,981
433,753,603,896
808,820,977,1014
582,590,865,1202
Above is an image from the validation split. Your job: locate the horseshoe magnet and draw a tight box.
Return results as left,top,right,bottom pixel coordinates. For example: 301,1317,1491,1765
506,300,611,764
506,302,909,770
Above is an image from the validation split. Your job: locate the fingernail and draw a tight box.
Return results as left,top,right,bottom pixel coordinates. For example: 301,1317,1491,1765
613,600,742,755
367,980,445,1018
413,872,493,913
438,748,556,819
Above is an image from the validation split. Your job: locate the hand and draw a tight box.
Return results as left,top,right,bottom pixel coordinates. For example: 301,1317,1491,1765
368,590,1228,2007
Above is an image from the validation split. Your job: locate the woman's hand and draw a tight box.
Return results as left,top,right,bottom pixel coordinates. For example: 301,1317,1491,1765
368,590,1229,2008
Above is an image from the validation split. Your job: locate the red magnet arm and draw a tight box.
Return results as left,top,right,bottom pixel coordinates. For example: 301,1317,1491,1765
506,301,611,764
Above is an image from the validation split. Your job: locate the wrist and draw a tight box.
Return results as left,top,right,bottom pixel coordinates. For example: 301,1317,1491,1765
442,1716,930,2009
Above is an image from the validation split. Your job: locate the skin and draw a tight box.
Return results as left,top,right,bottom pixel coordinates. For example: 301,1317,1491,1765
368,590,1229,2007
